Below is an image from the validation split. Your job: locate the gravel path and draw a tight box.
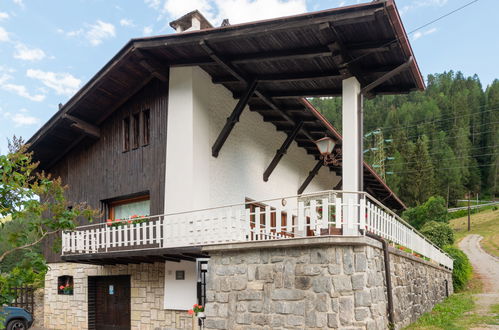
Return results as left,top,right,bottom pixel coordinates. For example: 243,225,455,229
459,234,499,329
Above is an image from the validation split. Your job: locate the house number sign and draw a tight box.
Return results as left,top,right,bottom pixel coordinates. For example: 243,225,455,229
109,284,114,295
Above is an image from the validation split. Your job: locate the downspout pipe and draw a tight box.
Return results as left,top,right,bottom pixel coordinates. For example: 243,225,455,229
364,231,395,328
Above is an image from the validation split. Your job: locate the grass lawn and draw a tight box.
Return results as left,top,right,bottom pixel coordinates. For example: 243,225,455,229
450,208,499,257
405,273,499,329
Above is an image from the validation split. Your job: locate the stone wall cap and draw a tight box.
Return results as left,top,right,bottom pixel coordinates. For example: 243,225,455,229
202,235,382,252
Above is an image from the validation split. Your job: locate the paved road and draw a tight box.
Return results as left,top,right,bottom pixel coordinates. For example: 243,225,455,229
459,234,499,329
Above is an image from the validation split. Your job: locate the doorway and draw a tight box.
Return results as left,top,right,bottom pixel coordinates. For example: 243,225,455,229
88,275,131,330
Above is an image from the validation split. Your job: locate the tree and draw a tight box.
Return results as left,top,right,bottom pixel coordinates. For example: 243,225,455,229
402,196,448,229
0,138,97,264
420,221,455,248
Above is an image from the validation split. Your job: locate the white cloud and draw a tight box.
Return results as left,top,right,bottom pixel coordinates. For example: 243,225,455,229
26,69,81,96
212,0,306,24
400,0,448,15
86,20,116,46
61,20,116,46
0,12,9,21
0,27,10,42
143,26,153,35
120,18,135,27
145,0,162,10
13,0,25,8
13,43,46,61
0,78,46,102
3,110,40,127
150,0,307,26
413,27,437,40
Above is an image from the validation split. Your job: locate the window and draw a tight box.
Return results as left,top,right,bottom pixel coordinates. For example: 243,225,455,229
108,195,150,220
142,109,150,146
57,276,74,295
132,112,140,149
123,116,130,152
123,109,150,152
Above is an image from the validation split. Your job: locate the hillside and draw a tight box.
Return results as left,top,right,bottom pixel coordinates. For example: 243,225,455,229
312,72,499,207
450,208,499,257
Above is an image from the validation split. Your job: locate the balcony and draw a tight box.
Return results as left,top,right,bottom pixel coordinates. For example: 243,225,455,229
62,190,453,269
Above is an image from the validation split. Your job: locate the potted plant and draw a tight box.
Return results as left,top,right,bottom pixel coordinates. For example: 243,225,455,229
188,304,205,319
59,284,73,295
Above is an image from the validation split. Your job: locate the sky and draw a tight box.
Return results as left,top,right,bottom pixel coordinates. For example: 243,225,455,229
0,0,497,154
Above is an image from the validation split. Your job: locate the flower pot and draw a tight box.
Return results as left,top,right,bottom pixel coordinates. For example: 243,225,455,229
197,312,206,319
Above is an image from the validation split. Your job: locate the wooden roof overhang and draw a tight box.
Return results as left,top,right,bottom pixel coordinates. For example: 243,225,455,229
28,0,420,211
62,247,208,265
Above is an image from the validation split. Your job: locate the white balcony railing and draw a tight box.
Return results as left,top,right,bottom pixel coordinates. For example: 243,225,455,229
62,190,453,269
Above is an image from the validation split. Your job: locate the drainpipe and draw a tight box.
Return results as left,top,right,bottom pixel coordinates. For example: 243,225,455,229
365,231,395,328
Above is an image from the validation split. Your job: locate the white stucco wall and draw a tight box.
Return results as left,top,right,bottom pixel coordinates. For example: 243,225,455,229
165,66,340,213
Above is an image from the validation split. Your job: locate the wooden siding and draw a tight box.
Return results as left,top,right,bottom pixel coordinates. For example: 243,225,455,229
43,77,168,263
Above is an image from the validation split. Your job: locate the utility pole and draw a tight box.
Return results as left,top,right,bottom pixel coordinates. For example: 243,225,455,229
467,191,471,232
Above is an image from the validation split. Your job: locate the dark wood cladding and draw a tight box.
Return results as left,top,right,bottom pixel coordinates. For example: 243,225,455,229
43,77,168,263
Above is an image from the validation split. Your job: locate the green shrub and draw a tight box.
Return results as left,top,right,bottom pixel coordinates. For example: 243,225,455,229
443,246,472,292
421,221,455,248
403,196,448,229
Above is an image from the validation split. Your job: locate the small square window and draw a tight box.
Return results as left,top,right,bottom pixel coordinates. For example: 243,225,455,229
175,270,185,280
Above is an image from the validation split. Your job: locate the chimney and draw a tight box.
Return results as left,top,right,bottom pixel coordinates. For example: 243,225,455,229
169,10,213,33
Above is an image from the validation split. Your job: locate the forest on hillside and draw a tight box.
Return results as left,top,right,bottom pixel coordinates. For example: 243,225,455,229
310,72,499,207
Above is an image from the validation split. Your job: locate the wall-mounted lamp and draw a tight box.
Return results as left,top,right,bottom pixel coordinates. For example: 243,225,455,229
314,136,339,165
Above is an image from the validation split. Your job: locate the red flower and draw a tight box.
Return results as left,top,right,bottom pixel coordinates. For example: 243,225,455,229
59,285,65,290
188,309,194,315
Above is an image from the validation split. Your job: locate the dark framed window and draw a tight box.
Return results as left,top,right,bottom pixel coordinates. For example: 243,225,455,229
142,109,150,146
123,116,130,152
132,112,140,149
57,275,74,295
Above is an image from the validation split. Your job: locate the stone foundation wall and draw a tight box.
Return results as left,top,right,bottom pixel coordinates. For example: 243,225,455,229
43,262,193,330
389,248,453,328
203,236,453,330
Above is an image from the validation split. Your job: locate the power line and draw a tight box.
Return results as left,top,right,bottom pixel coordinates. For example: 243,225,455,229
367,107,499,135
370,129,497,151
387,162,496,175
378,152,499,167
345,0,480,67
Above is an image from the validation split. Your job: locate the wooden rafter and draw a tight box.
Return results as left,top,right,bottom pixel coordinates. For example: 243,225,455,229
199,40,317,151
133,49,169,82
212,71,342,84
63,114,100,139
298,160,324,194
263,121,304,182
317,22,368,86
361,56,414,95
211,79,258,157
233,88,342,99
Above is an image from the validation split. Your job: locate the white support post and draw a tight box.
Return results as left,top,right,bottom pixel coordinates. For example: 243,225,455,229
342,77,363,235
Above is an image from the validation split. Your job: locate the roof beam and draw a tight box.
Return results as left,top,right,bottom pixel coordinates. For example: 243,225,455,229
231,47,332,64
212,71,342,84
133,49,169,81
264,121,304,182
134,5,383,49
234,89,342,99
361,56,413,95
298,160,324,194
96,75,155,125
317,22,368,86
63,114,100,139
212,79,258,157
199,40,317,145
